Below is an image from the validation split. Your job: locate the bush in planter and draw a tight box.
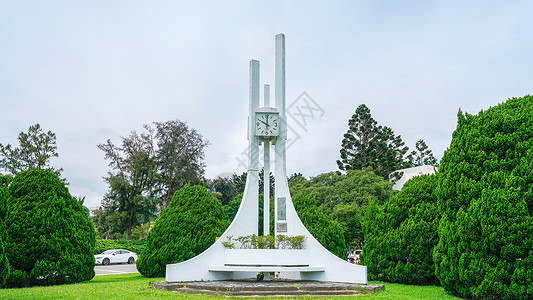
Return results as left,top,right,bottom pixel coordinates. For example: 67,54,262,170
4,169,95,287
434,95,533,299
137,184,228,277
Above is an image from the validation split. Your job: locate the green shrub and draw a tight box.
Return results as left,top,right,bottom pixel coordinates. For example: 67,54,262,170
137,184,228,277
434,95,533,299
0,187,9,288
94,239,147,255
4,269,29,288
361,174,439,285
4,169,96,287
293,192,346,258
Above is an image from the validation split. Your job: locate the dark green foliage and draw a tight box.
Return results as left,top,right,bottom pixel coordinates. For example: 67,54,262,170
4,169,95,287
4,269,28,288
361,174,439,285
289,169,394,248
94,239,147,255
337,104,409,181
223,194,242,222
293,192,346,258
0,188,9,288
0,174,12,188
434,95,533,299
137,185,228,277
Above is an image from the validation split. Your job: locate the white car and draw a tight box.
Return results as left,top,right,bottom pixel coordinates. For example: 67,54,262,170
95,249,137,265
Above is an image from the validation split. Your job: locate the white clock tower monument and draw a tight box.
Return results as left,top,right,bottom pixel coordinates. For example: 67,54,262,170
165,34,367,284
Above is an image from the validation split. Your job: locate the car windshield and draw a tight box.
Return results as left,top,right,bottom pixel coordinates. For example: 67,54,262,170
102,250,114,255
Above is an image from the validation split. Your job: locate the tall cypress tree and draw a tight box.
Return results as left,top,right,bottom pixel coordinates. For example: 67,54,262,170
434,95,533,299
337,104,409,181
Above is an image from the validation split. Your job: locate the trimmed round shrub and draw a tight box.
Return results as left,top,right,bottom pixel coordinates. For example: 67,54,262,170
293,192,347,258
434,95,533,299
137,184,228,277
361,174,439,285
5,169,96,287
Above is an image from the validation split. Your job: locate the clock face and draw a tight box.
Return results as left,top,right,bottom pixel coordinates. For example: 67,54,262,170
255,112,279,137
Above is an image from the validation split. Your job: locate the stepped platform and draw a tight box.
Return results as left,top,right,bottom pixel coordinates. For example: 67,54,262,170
152,280,385,297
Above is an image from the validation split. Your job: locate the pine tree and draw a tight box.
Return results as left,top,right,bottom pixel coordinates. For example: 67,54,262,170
337,104,409,181
407,139,438,166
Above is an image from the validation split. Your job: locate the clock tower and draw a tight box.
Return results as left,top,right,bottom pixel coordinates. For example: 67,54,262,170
165,34,367,284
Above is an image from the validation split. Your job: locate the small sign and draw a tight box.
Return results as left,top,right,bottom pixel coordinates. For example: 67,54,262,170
277,222,287,232
277,197,286,221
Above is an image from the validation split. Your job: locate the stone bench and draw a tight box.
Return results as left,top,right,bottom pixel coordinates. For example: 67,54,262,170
208,249,325,276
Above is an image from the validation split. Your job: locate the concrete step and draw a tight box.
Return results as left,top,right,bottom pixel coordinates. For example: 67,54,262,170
153,280,385,297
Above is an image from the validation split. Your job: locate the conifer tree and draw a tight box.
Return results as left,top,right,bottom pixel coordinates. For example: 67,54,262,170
4,169,95,287
361,174,439,284
337,104,409,181
407,139,438,166
137,185,228,277
434,95,533,299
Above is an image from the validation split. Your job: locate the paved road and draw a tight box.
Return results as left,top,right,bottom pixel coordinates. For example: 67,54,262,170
94,263,139,276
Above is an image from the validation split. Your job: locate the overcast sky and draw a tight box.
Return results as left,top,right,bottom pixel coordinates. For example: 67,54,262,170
1,1,532,207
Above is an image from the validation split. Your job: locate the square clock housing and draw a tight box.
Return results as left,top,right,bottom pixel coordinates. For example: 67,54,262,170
255,111,279,137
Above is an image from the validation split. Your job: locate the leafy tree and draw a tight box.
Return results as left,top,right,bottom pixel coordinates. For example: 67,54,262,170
361,174,439,285
0,187,9,288
289,169,394,248
434,95,533,299
293,192,346,258
4,169,95,287
137,185,228,277
98,129,160,240
97,120,209,239
337,104,409,181
407,139,438,167
154,120,210,207
208,176,238,206
0,124,62,177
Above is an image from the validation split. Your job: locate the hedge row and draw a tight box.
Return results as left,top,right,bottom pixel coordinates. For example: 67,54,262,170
95,239,147,255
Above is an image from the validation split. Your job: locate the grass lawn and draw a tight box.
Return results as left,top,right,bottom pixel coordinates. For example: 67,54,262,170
0,274,460,299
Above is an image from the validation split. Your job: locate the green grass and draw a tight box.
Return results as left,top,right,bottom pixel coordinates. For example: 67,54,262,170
0,274,460,299
362,281,459,299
